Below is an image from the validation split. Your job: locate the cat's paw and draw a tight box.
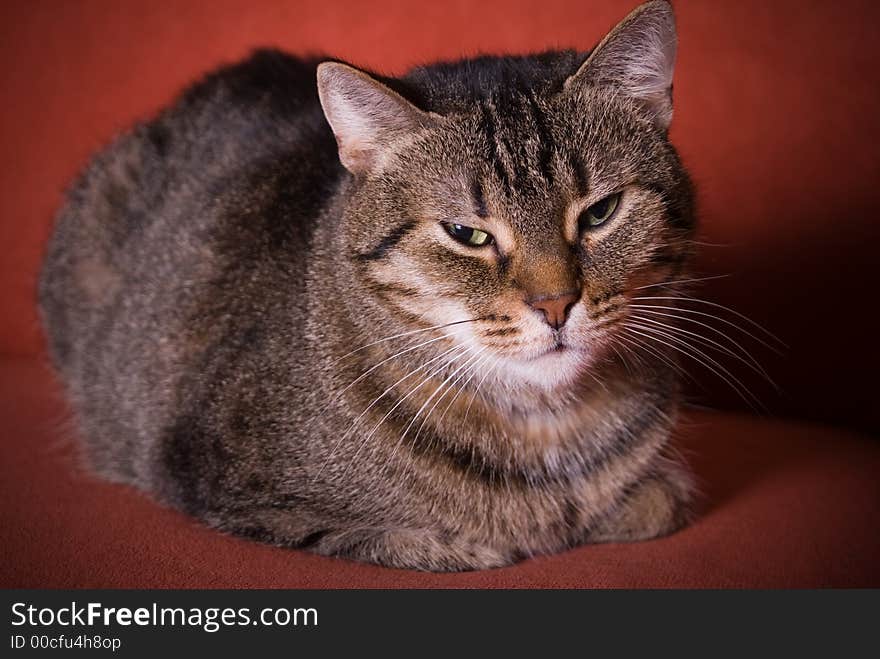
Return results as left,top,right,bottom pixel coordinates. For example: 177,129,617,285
588,462,696,543
330,528,512,572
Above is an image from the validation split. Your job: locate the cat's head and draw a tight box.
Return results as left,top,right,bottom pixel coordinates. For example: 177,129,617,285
317,0,694,391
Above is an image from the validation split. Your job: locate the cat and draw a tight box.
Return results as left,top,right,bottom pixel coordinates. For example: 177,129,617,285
38,0,697,571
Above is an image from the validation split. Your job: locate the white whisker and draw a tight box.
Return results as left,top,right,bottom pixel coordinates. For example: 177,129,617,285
616,330,693,383
314,342,468,481
630,302,784,355
391,346,487,466
331,317,479,364
623,322,765,411
608,342,635,376
434,351,493,427
632,295,786,348
339,344,471,481
629,312,777,389
462,354,500,427
632,273,730,291
319,332,459,416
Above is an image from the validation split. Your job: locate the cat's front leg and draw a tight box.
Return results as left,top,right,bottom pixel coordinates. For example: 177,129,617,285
323,527,513,572
587,459,695,544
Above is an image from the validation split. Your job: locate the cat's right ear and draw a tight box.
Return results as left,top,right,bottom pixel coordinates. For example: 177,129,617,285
317,62,434,176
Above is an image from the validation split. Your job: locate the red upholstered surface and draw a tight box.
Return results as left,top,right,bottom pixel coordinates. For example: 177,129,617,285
1,1,879,587
1,358,878,588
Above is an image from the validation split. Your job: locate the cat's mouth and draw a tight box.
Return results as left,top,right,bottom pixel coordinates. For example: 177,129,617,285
495,338,586,391
529,337,570,359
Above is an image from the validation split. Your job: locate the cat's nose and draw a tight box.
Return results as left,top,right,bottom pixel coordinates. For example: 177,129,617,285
527,291,580,330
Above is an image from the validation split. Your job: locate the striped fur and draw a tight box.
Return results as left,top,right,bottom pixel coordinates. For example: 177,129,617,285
38,1,697,571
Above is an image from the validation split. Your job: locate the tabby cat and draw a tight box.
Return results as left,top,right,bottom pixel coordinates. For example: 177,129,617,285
39,0,697,571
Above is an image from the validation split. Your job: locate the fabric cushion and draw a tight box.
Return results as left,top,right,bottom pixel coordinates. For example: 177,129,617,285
2,358,877,588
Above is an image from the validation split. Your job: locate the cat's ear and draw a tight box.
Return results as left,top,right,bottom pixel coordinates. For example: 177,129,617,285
563,0,677,130
317,62,434,176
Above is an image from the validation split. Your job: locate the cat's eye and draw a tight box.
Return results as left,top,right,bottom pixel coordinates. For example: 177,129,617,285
443,222,494,247
579,192,622,230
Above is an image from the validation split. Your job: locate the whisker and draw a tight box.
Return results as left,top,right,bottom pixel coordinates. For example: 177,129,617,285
632,295,786,348
585,369,609,393
623,323,745,404
685,239,732,248
462,354,500,427
319,332,459,416
374,350,491,513
331,317,481,364
339,344,472,480
314,342,468,481
393,347,488,465
616,330,695,384
434,352,493,427
628,312,777,389
623,322,765,412
630,303,784,355
632,273,731,291
608,342,635,377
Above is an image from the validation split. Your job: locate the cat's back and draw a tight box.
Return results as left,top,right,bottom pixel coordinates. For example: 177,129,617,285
38,50,341,479
40,50,337,362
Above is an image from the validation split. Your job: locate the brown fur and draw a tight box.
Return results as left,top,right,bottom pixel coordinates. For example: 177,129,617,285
38,1,697,571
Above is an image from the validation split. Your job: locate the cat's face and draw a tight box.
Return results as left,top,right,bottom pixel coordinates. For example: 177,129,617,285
319,0,693,391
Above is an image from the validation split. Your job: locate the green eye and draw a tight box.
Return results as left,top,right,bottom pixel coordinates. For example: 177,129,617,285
579,192,621,230
443,223,494,247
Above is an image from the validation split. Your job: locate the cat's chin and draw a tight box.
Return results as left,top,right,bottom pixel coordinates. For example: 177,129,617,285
496,346,592,391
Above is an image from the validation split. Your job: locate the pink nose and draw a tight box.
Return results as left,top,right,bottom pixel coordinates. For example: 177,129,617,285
527,292,580,330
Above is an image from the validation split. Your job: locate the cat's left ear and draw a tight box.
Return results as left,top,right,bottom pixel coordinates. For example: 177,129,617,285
317,62,435,176
563,0,677,131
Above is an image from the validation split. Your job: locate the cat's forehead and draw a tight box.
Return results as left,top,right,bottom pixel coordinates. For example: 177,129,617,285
474,90,561,197
399,50,584,113
455,91,629,235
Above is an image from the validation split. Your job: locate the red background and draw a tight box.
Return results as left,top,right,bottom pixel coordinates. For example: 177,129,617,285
1,0,879,590
1,0,879,435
